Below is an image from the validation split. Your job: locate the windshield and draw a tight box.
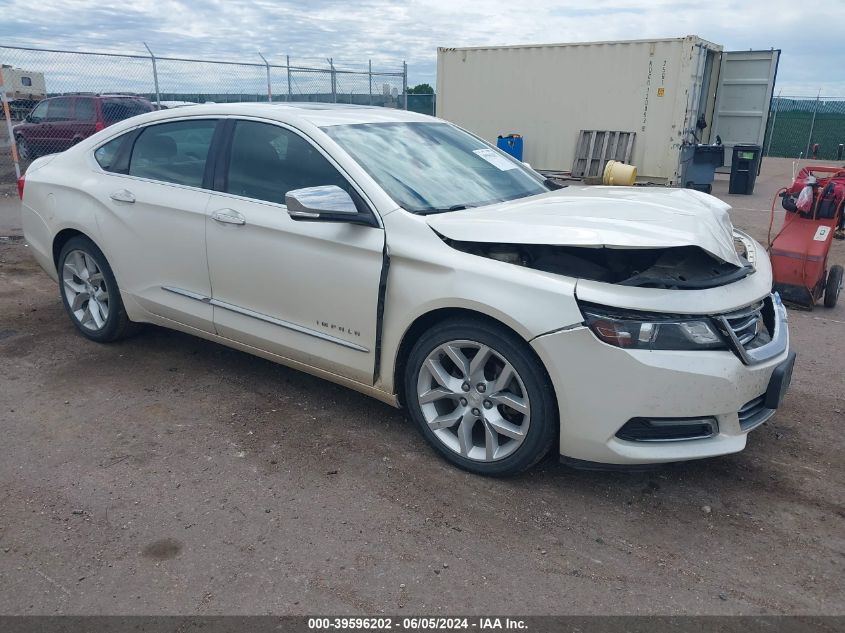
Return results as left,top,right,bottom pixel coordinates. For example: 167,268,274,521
322,122,549,213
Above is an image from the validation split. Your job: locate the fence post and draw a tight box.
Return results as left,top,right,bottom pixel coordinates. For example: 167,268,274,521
143,42,161,109
330,58,337,103
804,90,820,159
0,76,21,180
286,55,292,101
402,61,408,110
369,59,373,106
765,91,780,157
258,52,272,102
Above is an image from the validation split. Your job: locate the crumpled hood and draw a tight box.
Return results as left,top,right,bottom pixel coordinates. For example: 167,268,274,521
427,186,743,267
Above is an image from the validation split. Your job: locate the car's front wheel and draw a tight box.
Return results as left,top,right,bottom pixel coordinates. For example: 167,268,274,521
404,318,557,476
58,236,132,342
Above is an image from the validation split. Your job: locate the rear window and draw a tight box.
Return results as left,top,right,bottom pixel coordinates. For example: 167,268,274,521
101,98,153,124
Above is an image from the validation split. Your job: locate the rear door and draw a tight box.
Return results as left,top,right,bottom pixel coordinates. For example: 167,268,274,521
711,50,780,171
90,118,220,332
72,96,97,143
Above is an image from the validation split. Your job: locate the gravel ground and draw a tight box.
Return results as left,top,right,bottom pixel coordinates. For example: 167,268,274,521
0,158,843,615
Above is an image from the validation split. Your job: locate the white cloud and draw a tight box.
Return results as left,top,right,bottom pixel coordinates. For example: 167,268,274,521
0,0,842,95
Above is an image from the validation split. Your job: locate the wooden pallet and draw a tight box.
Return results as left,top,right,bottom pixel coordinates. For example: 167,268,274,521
571,130,636,178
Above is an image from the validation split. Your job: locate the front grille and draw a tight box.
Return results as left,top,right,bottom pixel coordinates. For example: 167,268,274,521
738,396,775,431
723,300,765,345
717,296,776,362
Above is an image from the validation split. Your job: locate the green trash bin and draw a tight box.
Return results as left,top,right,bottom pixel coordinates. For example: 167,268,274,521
729,144,762,195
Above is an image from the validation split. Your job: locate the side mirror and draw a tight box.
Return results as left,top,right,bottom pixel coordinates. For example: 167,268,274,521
286,185,375,226
24,115,33,123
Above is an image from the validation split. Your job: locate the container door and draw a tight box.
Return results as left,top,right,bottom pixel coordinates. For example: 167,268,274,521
711,50,780,171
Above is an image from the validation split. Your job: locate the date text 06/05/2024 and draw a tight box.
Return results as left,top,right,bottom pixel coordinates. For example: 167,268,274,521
307,617,528,630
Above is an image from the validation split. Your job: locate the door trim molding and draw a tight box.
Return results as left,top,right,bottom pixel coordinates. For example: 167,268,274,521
162,286,369,353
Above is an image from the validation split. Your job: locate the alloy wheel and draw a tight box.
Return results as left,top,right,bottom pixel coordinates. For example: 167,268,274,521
17,138,31,160
62,249,110,331
416,339,531,462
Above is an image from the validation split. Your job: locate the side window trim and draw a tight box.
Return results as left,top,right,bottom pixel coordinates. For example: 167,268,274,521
215,117,379,224
209,119,234,192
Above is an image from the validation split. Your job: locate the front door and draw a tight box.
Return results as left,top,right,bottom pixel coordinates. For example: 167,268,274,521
22,99,50,153
205,119,385,385
45,96,76,152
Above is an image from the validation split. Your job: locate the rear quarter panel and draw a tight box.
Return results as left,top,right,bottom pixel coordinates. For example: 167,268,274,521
21,152,111,281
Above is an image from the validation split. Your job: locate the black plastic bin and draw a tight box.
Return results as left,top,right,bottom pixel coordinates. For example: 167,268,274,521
729,144,762,195
681,144,725,193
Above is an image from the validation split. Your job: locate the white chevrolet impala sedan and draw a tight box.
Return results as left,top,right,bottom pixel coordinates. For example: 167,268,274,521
20,103,795,475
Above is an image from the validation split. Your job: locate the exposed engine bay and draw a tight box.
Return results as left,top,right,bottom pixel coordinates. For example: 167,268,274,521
442,238,754,290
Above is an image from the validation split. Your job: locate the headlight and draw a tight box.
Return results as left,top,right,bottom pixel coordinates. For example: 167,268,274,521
581,305,727,351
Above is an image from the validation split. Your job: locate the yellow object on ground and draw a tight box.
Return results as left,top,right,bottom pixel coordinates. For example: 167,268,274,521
603,160,637,186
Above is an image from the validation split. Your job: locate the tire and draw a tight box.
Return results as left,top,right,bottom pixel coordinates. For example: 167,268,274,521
824,265,843,308
404,317,557,476
16,136,36,160
58,236,132,342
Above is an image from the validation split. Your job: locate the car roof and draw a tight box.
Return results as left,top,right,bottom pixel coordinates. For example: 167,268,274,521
116,102,435,128
44,93,149,100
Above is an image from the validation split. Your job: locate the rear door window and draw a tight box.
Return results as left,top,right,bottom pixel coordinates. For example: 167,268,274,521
102,98,154,124
75,98,96,122
128,119,217,188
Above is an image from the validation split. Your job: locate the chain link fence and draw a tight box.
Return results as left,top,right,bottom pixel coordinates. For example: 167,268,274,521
0,45,407,187
765,96,845,161
407,93,436,116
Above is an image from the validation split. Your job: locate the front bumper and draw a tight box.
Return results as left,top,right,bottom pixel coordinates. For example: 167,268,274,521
530,298,791,465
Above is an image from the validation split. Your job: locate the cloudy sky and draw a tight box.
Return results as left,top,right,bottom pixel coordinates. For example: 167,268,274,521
1,0,843,95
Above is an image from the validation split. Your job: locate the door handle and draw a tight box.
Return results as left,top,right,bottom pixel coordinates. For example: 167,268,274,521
211,209,246,225
109,189,135,203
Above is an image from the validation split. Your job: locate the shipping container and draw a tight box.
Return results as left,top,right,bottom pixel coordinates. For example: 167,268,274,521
436,36,779,184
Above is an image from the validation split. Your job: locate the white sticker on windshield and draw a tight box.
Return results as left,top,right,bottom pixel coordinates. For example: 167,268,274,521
473,148,518,171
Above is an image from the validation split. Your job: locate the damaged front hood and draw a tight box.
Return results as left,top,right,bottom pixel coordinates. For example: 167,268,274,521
426,186,743,267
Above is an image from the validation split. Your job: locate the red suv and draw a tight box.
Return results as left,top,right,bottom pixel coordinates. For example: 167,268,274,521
13,94,154,159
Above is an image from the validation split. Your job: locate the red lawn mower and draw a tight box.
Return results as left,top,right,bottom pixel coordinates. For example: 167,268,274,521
770,165,844,309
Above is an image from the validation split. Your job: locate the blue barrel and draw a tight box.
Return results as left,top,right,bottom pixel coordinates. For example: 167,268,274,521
496,134,523,161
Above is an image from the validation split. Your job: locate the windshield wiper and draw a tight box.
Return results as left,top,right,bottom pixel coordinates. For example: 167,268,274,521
418,204,471,215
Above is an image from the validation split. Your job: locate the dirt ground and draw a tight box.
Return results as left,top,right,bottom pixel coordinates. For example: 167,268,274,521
0,158,843,615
